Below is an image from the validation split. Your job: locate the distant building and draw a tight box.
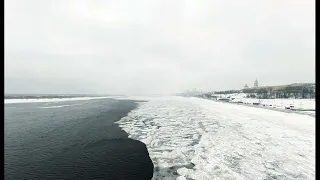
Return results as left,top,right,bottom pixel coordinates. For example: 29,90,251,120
254,79,259,88
244,84,249,89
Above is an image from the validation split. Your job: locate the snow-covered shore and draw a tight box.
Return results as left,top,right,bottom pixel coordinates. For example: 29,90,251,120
4,96,112,104
213,93,315,111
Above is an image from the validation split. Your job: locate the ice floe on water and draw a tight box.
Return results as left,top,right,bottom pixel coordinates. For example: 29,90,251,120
116,96,315,180
37,103,82,109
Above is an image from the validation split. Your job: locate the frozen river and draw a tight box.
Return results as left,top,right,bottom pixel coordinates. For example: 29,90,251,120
117,96,315,180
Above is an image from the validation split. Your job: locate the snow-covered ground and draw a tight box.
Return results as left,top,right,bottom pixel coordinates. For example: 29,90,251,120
239,98,315,110
116,96,315,180
215,93,315,111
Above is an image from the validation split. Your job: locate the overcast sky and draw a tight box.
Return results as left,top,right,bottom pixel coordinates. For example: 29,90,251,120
5,0,315,95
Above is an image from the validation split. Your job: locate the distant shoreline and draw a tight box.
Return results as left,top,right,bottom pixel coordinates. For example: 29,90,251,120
4,94,119,99
202,98,315,117
4,96,115,104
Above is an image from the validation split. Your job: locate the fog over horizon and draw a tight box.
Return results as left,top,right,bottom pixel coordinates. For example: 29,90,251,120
5,0,315,95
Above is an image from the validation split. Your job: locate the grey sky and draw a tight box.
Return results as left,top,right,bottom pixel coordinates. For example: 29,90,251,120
5,0,315,95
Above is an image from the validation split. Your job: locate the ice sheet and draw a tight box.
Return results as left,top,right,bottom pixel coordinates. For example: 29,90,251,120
117,96,315,180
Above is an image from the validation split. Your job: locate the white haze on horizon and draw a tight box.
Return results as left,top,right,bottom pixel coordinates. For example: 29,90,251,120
5,0,315,95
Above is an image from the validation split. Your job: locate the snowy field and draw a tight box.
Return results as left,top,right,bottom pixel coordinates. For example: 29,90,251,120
116,96,315,180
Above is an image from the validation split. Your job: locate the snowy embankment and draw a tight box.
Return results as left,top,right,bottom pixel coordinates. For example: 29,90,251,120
117,96,315,180
216,93,315,111
240,98,315,110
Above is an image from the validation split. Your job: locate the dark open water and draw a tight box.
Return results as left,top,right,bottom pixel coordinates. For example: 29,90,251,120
5,98,154,180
